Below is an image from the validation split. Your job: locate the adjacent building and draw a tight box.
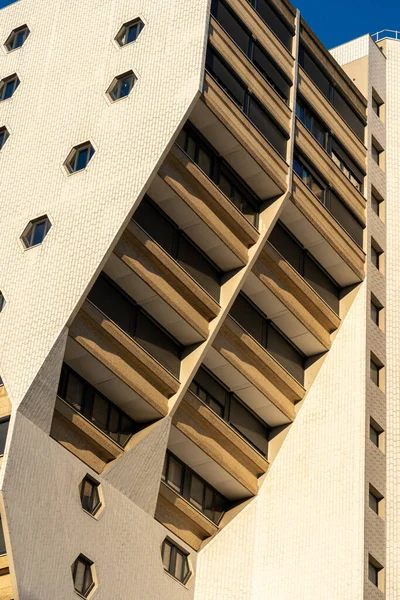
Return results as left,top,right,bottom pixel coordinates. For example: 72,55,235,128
0,0,392,598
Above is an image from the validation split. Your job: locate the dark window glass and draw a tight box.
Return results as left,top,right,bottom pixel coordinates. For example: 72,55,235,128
58,363,136,447
372,144,381,166
80,476,101,516
371,243,381,269
72,556,94,597
0,419,9,456
134,197,176,256
229,396,268,455
88,274,133,334
162,540,191,584
296,100,327,148
117,19,145,46
163,454,184,494
110,73,136,100
370,423,382,448
268,222,302,272
299,45,330,99
370,358,380,387
219,165,258,226
293,156,325,203
303,254,339,313
177,235,220,301
333,89,365,141
267,324,304,384
371,300,380,326
252,0,293,50
211,0,250,54
135,312,181,378
371,193,382,217
22,216,51,248
369,491,379,514
0,519,5,555
0,127,9,150
253,42,290,101
206,47,246,109
329,192,363,247
6,26,30,51
67,143,94,173
2,77,19,100
230,293,265,345
248,96,287,157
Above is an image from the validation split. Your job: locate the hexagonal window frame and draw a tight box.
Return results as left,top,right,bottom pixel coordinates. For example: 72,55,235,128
79,475,103,519
4,25,30,52
115,17,144,47
71,554,97,599
107,70,137,102
0,127,9,151
161,538,192,586
64,141,95,175
0,74,20,102
21,215,52,249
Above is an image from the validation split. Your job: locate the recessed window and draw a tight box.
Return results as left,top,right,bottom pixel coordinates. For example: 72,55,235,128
0,293,4,313
107,71,136,101
5,25,30,51
21,216,51,248
0,418,9,456
368,555,384,591
116,18,144,47
371,240,383,271
0,127,9,150
372,90,383,119
369,485,384,518
371,138,384,169
65,142,95,174
370,418,384,452
0,74,19,101
371,189,384,219
162,539,191,585
80,476,101,516
370,354,383,388
371,296,383,328
72,555,95,598
0,518,6,556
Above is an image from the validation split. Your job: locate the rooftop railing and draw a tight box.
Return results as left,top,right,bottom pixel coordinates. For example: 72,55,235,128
372,30,400,42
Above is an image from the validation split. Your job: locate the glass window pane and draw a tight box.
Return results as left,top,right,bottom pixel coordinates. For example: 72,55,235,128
162,541,171,571
197,148,212,178
167,457,183,493
0,421,8,456
76,147,89,171
91,394,109,431
74,561,86,593
267,324,304,384
0,519,6,555
32,221,46,246
190,475,204,511
229,396,268,455
65,372,84,412
174,550,184,581
203,486,214,520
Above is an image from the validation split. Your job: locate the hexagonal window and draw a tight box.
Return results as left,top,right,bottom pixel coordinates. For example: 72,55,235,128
107,71,136,102
5,25,30,51
162,538,191,584
65,141,95,174
116,18,144,47
0,293,5,313
21,215,51,248
80,476,102,516
0,127,9,151
0,74,19,102
72,555,96,598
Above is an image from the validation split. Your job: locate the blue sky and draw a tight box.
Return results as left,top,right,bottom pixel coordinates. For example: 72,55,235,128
296,0,400,49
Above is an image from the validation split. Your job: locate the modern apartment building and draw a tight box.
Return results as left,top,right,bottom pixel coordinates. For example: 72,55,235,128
0,0,392,597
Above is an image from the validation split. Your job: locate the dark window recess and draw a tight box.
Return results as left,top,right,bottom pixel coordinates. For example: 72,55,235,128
88,273,182,377
72,556,94,598
299,44,365,142
190,366,269,455
0,519,5,556
133,196,221,301
294,154,364,247
296,99,328,149
206,46,288,158
211,0,291,102
268,221,340,313
0,419,9,456
249,0,293,51
162,539,191,584
162,450,228,524
58,363,137,447
80,476,102,516
331,139,363,192
177,122,261,227
230,293,304,383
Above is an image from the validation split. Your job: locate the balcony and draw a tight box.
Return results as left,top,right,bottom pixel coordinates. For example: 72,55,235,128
295,121,366,224
172,388,269,496
297,70,366,169
284,174,365,285
153,143,259,271
190,74,288,198
68,300,177,418
221,0,294,79
209,18,291,133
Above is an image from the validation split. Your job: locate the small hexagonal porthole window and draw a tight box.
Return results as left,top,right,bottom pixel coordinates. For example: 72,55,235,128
80,475,102,517
0,127,9,150
162,538,191,585
72,555,96,598
107,71,136,102
65,141,95,174
116,18,144,47
21,215,51,249
5,25,30,51
0,74,19,102
0,293,5,313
